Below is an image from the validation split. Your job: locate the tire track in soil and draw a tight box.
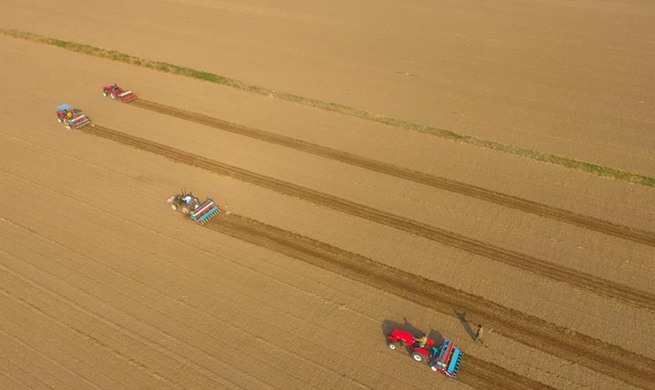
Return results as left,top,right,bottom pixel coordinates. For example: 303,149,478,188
82,125,655,388
85,125,655,313
133,99,655,248
1,167,573,389
5,137,544,389
207,214,655,390
0,169,460,390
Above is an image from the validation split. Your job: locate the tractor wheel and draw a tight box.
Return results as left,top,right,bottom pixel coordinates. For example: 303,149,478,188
411,352,424,363
65,124,72,130
57,117,63,123
111,93,116,100
182,207,190,215
386,341,397,350
102,91,108,97
171,203,178,211
430,365,438,372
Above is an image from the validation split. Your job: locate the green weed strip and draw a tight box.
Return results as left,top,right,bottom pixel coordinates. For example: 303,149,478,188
2,27,654,188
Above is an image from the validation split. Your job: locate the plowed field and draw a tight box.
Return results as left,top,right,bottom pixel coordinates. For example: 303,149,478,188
1,1,654,389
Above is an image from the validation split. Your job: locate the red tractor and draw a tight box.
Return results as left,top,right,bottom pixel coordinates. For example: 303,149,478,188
386,328,464,379
102,83,137,102
56,104,92,129
386,328,436,363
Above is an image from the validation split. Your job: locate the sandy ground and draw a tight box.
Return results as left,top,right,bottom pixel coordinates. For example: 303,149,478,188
1,1,655,389
1,0,654,175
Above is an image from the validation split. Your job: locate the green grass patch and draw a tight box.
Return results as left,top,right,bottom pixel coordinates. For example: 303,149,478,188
2,27,654,188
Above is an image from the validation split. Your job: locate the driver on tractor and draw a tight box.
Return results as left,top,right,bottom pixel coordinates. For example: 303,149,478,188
183,194,195,205
414,333,428,349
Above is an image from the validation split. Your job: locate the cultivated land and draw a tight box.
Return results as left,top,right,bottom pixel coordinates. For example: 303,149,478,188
1,1,654,389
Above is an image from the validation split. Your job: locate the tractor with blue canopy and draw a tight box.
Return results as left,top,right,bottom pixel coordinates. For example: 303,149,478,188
56,104,92,129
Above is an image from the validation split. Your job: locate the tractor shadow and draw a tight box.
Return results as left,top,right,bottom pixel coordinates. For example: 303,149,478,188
455,311,476,340
382,317,444,355
382,317,421,336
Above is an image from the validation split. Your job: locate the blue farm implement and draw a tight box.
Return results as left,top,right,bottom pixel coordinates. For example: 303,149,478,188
190,199,220,225
429,339,463,379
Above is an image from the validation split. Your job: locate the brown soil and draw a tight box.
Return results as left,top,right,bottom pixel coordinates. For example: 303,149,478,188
2,1,655,389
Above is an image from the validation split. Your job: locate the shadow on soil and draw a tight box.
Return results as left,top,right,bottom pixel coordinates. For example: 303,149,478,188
455,311,476,341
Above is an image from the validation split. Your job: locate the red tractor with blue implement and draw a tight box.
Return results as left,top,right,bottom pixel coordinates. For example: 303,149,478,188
102,83,137,102
167,189,220,225
386,328,463,379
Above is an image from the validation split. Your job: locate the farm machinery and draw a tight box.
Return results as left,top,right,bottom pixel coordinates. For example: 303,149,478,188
167,190,220,225
386,328,463,379
56,104,92,129
102,83,137,102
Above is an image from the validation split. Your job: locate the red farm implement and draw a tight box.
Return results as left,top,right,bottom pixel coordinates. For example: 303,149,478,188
102,84,137,102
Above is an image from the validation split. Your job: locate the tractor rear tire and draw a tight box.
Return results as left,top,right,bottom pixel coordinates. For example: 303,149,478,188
411,352,424,363
102,91,108,97
57,117,63,123
65,124,71,130
430,365,438,372
111,93,116,100
387,341,397,350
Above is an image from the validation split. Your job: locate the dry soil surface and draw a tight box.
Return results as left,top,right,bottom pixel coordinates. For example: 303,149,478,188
1,1,655,390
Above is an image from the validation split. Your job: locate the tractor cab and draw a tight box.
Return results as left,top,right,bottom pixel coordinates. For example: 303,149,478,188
57,104,83,119
182,194,200,209
56,103,72,118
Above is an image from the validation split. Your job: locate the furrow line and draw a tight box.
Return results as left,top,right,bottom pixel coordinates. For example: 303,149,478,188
81,125,655,387
133,99,655,248
86,125,655,312
207,213,655,390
